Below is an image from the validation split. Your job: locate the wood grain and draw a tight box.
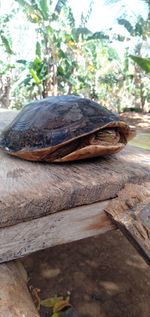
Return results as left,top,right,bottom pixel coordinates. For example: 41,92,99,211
105,182,150,265
0,261,40,316
0,200,114,263
0,111,150,228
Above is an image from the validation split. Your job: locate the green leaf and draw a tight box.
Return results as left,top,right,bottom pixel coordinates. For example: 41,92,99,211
129,55,150,73
41,296,63,308
16,59,28,65
33,56,42,68
118,18,134,35
53,299,71,312
15,0,42,23
59,49,67,59
38,62,48,79
29,69,41,84
40,295,71,313
57,65,64,76
73,27,92,41
20,76,32,86
134,19,144,36
87,31,109,41
64,6,75,28
55,0,67,14
80,0,94,27
46,26,53,34
36,41,41,58
51,313,60,317
0,35,14,54
38,0,49,20
113,34,125,42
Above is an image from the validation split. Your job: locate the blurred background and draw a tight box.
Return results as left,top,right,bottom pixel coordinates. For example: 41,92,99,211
0,0,150,113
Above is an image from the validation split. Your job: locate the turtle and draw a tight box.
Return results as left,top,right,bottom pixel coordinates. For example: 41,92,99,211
0,95,136,162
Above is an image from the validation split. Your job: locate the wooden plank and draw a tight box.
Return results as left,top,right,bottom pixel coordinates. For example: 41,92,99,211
0,261,40,316
105,182,150,265
0,111,150,228
0,200,114,263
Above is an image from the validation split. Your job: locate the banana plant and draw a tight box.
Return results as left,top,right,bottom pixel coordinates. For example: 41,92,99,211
14,0,101,98
16,56,48,98
0,14,14,55
15,0,68,97
15,0,122,102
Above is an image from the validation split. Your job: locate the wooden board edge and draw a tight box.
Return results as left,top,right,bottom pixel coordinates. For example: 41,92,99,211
0,200,115,263
105,182,150,265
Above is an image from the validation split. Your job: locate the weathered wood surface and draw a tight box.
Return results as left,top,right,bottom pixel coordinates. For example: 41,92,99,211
0,111,150,228
106,183,150,265
0,200,115,263
0,261,40,316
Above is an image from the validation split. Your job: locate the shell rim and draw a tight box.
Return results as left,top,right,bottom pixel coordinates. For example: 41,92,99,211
1,121,131,155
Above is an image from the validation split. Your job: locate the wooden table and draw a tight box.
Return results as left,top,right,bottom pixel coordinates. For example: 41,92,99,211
0,110,150,316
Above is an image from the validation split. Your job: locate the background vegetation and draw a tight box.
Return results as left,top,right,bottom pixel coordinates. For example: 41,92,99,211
0,0,150,112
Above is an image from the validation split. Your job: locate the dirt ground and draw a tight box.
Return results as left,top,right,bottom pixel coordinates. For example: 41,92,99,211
22,231,150,317
22,112,150,317
120,112,150,132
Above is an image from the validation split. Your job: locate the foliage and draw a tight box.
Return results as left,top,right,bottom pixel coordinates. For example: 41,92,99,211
41,295,71,317
105,0,150,111
0,14,14,55
0,0,150,112
130,55,150,73
14,0,116,101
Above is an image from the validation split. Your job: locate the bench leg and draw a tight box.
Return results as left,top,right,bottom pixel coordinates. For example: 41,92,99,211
0,261,40,317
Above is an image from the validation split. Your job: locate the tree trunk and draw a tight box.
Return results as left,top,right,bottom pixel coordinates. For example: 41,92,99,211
139,74,145,112
68,83,73,94
0,77,11,108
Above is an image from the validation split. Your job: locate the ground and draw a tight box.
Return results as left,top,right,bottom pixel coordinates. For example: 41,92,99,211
23,231,150,317
120,112,150,132
22,112,150,317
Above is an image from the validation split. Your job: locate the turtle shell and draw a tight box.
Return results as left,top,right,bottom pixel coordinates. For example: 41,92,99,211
0,95,135,162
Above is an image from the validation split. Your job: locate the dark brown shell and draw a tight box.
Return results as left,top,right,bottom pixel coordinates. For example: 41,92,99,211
0,95,126,153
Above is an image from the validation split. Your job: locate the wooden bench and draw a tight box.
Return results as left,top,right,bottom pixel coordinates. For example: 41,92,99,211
0,110,150,316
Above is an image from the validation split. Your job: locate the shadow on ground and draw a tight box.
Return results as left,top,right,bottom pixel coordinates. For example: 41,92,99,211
22,230,150,317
